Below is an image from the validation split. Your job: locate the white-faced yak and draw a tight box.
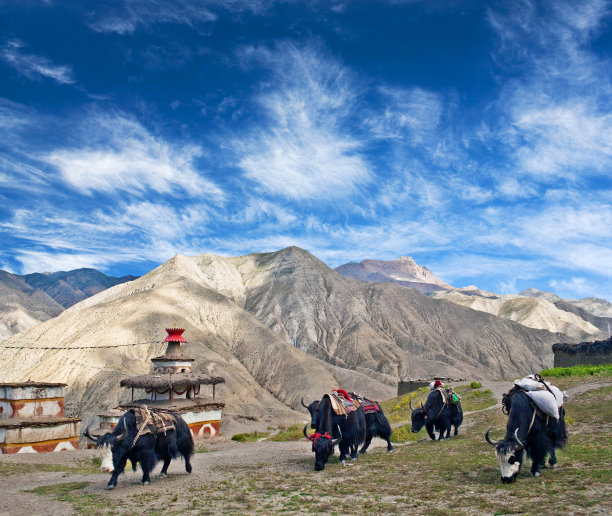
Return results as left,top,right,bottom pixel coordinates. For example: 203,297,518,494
410,389,463,440
86,408,194,490
485,387,567,483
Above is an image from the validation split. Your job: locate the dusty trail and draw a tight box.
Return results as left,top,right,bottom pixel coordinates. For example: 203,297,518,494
0,381,608,515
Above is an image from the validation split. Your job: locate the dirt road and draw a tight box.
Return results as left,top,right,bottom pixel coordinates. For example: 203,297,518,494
0,380,608,515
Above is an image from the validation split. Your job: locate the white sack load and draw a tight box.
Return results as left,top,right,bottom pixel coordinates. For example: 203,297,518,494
525,391,559,419
515,375,566,420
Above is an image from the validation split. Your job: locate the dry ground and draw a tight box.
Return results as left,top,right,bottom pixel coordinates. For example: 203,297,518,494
0,378,610,515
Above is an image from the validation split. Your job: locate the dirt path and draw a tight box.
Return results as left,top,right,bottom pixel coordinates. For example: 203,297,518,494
1,381,609,515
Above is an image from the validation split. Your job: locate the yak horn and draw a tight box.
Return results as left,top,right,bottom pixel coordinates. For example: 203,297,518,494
116,418,129,442
84,424,98,443
331,426,342,445
409,399,414,411
303,424,311,440
513,428,524,451
485,426,499,447
300,396,309,409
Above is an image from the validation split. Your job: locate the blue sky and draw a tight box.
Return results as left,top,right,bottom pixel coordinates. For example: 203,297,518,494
1,0,611,301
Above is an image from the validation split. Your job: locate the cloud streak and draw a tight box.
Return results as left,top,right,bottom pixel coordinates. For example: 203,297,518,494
43,114,225,200
1,40,75,84
236,43,372,200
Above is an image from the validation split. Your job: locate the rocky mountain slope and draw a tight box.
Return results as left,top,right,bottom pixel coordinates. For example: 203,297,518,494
336,258,607,340
336,256,452,294
23,268,138,309
0,268,136,338
521,288,612,333
431,289,602,341
0,270,64,338
0,247,568,430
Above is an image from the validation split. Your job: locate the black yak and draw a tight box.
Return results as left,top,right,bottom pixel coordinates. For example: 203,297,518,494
302,395,392,454
410,389,462,440
485,388,567,483
358,399,393,453
303,394,365,470
86,408,194,490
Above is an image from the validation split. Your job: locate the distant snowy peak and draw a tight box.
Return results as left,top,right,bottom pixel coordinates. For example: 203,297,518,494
336,256,452,293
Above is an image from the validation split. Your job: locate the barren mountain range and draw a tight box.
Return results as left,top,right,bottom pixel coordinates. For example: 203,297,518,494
337,257,611,341
0,268,136,338
0,247,571,430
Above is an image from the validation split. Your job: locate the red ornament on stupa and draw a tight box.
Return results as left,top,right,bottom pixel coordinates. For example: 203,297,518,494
165,328,186,343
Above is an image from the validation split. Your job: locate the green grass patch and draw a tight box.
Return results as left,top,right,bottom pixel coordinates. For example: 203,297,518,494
390,423,419,443
470,381,482,389
0,458,101,477
454,385,496,412
231,431,270,442
25,481,107,513
540,363,612,378
270,424,304,441
380,387,429,424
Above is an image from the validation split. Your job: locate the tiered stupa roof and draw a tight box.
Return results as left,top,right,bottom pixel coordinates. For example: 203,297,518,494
119,327,224,396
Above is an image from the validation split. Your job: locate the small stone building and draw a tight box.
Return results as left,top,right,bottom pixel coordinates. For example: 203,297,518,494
552,336,612,368
0,382,80,454
397,377,463,396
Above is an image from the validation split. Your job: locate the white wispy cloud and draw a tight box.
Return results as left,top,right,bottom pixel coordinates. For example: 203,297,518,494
549,277,593,299
15,250,118,275
371,86,443,143
87,0,216,34
236,42,371,200
3,199,213,273
96,201,211,241
238,198,298,226
87,0,278,34
497,177,538,199
511,101,612,178
43,113,225,200
489,0,612,181
1,39,75,84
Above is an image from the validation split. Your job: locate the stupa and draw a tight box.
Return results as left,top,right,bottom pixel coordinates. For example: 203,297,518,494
0,382,80,454
87,327,224,443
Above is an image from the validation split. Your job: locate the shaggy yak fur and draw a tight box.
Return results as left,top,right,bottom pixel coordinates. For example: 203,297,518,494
410,390,463,440
87,409,194,490
302,396,393,454
486,389,567,483
303,396,365,470
359,403,393,454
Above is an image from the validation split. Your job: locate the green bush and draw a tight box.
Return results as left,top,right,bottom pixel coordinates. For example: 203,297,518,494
390,424,418,443
469,381,482,389
470,388,492,398
540,364,612,377
231,431,270,442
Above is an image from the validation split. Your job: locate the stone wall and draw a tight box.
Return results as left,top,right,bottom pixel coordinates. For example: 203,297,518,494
552,337,611,368
397,377,462,396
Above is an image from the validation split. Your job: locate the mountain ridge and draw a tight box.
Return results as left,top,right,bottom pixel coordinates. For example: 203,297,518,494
0,247,570,431
336,257,608,340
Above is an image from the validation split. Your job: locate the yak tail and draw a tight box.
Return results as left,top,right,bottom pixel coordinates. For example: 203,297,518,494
175,415,195,459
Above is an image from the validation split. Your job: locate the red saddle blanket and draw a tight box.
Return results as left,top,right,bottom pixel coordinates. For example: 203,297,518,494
361,402,381,414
